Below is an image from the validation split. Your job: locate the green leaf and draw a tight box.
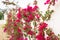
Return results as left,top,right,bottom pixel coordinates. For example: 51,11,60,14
44,10,54,21
46,10,50,14
50,10,54,14
0,12,4,20
42,16,46,21
33,21,37,27
46,28,52,36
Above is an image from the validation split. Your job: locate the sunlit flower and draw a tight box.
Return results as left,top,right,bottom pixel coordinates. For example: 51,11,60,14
27,30,35,35
36,30,45,40
44,0,50,5
39,22,48,30
17,8,22,19
27,6,33,13
35,14,40,19
33,5,38,11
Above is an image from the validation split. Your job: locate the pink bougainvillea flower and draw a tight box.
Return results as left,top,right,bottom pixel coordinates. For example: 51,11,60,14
35,14,40,19
25,14,34,22
44,0,50,5
27,30,35,35
46,36,51,40
17,37,24,40
15,19,20,23
17,28,23,34
27,14,34,21
25,18,30,22
50,32,54,35
24,25,32,30
17,8,22,19
36,30,45,40
33,5,38,11
27,5,33,13
24,38,28,40
17,28,23,37
14,22,17,26
17,37,28,40
17,28,21,33
46,36,58,40
17,12,22,19
9,35,14,40
44,0,57,5
39,22,48,30
23,8,28,17
4,27,7,32
9,37,13,40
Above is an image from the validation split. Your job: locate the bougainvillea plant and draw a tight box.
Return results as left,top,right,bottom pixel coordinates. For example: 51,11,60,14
3,0,60,40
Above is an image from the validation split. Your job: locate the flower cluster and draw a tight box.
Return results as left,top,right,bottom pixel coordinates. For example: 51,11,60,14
3,0,59,40
44,0,56,5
